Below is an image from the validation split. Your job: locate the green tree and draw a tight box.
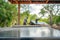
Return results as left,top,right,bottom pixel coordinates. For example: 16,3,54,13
53,15,60,25
39,4,60,26
20,10,30,25
20,4,37,25
0,0,17,27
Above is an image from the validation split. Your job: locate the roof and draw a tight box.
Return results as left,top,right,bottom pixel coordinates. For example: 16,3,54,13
8,0,60,4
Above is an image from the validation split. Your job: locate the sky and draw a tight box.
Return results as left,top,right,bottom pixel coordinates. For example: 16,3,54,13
5,0,8,2
29,4,43,17
21,4,43,17
20,4,60,18
20,4,48,18
30,4,49,18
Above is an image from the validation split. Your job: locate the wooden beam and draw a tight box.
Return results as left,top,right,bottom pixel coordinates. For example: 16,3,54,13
11,1,47,4
46,0,49,3
8,0,47,4
48,0,60,3
29,0,31,3
8,0,60,4
18,4,20,25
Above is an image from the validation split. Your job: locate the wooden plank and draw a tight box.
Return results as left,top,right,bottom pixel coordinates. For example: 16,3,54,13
9,1,47,4
8,0,47,4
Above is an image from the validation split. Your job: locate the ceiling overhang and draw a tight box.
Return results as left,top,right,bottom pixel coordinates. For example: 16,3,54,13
8,0,60,4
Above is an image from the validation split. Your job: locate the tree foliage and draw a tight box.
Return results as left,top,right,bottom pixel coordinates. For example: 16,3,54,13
20,10,37,25
0,0,17,27
20,4,37,25
39,4,60,25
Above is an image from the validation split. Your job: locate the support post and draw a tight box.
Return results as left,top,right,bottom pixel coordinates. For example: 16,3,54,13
18,4,20,25
46,0,49,3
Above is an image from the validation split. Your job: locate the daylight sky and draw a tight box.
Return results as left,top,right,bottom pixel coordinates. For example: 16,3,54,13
5,0,8,2
21,4,48,18
30,4,49,18
29,4,43,17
